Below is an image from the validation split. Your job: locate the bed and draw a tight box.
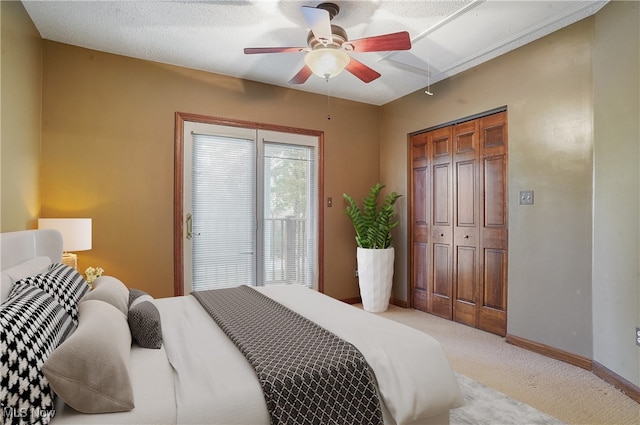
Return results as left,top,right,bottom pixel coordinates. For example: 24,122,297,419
1,229,463,425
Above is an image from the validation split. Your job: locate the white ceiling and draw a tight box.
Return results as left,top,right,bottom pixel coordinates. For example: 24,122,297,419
23,0,607,106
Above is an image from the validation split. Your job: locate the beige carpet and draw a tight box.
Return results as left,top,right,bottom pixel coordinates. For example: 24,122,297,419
374,305,639,425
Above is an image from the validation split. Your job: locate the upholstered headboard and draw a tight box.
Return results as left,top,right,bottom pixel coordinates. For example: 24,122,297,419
1,229,63,302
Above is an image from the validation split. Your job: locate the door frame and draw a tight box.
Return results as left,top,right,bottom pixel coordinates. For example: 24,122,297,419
174,112,325,296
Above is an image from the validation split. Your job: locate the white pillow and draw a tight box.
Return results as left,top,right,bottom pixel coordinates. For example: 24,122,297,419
1,274,12,303
81,276,130,315
1,256,51,302
43,299,134,413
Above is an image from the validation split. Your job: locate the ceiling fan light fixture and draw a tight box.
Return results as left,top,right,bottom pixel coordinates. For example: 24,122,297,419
304,48,350,79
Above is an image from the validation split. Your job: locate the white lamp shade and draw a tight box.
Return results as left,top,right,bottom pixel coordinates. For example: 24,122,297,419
304,48,350,79
38,218,92,252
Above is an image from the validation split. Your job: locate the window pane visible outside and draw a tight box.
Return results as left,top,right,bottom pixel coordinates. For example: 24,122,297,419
263,143,315,288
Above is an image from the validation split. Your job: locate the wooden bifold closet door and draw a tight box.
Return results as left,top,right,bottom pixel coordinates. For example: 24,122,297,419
410,111,508,336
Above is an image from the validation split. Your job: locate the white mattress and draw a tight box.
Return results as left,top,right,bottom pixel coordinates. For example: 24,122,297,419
52,285,462,425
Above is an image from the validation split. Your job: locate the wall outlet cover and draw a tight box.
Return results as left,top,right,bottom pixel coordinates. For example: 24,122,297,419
519,190,534,205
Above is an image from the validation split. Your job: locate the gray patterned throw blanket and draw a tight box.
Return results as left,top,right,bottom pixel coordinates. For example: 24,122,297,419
192,285,383,425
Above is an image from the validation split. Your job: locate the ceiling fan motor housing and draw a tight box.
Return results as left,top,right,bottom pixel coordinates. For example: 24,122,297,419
317,2,340,20
307,24,348,49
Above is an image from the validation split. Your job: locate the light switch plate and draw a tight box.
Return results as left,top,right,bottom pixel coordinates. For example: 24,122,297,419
520,190,534,205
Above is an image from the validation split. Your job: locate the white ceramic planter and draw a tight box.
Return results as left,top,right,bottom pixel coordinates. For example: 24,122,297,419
357,247,395,312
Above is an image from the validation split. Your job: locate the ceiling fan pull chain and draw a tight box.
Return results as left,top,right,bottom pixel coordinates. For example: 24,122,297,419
425,55,434,96
326,76,331,120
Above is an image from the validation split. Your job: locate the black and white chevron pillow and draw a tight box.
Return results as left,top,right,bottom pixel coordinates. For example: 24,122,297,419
0,284,75,425
14,263,90,325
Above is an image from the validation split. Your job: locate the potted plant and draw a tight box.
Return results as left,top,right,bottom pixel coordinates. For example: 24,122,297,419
343,183,401,312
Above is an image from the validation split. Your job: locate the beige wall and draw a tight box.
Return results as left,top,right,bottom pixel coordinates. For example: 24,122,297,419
1,1,42,231
381,1,639,386
381,18,595,358
593,1,640,387
40,41,379,299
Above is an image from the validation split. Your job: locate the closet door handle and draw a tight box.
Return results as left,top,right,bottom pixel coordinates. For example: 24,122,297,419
464,235,469,239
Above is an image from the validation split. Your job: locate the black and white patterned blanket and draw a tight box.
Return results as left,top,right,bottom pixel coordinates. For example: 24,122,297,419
192,285,383,425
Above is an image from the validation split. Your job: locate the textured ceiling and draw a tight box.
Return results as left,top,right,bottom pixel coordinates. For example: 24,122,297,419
23,0,607,105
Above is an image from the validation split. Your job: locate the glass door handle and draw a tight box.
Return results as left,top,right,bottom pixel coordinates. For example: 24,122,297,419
186,213,193,240
186,213,200,239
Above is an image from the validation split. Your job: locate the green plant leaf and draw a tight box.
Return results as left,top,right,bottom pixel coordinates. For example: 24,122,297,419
343,183,401,249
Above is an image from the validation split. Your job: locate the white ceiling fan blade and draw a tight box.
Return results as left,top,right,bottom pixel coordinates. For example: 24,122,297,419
302,6,332,45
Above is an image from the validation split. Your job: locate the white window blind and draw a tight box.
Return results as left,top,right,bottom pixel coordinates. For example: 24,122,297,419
191,133,255,290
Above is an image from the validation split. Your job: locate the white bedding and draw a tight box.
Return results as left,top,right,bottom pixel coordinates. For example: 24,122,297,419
158,294,270,424
2,230,462,425
52,286,462,425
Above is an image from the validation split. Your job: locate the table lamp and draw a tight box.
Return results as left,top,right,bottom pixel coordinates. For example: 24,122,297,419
38,218,92,269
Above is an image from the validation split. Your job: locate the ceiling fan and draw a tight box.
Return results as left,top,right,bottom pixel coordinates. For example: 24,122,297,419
243,2,412,84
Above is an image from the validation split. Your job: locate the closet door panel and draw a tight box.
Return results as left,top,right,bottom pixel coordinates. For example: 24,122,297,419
410,134,430,311
428,127,453,318
453,121,480,327
479,112,508,336
430,243,452,318
412,242,429,310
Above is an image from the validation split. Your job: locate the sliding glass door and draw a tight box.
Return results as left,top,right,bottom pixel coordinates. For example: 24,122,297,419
182,121,318,293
